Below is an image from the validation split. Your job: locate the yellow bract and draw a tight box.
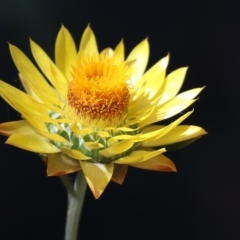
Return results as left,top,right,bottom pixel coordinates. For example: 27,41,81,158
0,25,207,199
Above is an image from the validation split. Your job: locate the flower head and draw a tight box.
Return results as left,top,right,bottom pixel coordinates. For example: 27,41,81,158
0,25,206,198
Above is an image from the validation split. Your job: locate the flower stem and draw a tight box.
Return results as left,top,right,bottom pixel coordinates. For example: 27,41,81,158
62,171,87,240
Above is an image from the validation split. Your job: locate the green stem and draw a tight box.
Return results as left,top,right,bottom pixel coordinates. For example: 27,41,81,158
62,171,87,240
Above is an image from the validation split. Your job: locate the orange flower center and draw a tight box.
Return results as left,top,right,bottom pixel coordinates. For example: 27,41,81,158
67,54,130,127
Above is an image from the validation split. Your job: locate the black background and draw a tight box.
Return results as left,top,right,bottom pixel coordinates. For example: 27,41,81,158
0,1,240,239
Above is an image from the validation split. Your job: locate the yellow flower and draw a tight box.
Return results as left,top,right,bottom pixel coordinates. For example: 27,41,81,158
0,25,206,198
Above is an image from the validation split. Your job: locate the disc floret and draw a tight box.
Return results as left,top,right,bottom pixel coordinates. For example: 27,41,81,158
67,54,130,128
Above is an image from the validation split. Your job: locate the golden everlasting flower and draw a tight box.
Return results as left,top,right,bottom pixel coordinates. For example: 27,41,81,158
0,26,206,198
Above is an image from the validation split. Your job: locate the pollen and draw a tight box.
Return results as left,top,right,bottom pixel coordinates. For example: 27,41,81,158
67,54,130,127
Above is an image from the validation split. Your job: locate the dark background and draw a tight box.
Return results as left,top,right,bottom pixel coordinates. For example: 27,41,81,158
0,1,239,239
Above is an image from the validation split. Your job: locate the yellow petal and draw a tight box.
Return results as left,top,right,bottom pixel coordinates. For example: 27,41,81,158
133,54,169,99
18,73,42,102
140,88,204,127
78,25,98,58
130,154,176,172
126,38,149,85
135,111,193,143
128,73,164,115
142,70,166,100
55,25,77,79
112,135,133,140
47,152,81,176
114,39,124,64
84,142,104,150
142,125,207,147
140,101,195,128
70,125,93,136
23,110,71,126
9,44,60,105
6,133,60,153
23,111,58,126
35,131,71,144
23,114,51,133
100,48,114,58
116,127,139,132
0,80,48,116
142,54,169,85
107,138,118,146
30,39,68,98
114,148,166,164
111,164,128,184
170,87,205,104
157,87,204,116
80,161,113,199
99,139,134,158
61,148,91,160
0,120,34,136
126,105,155,126
159,67,188,105
97,131,111,138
